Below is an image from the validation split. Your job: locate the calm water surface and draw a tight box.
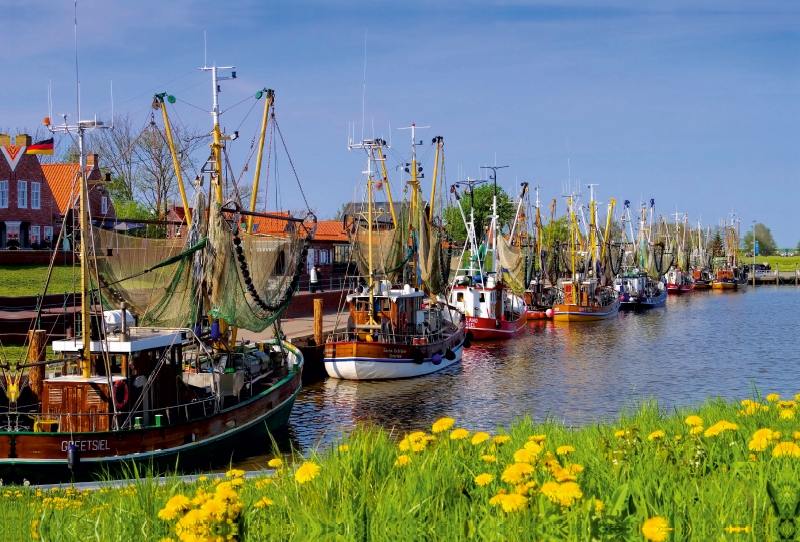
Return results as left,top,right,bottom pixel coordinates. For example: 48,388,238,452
243,286,800,463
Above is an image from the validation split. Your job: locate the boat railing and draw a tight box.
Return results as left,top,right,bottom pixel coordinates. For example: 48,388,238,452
325,328,456,347
0,395,222,433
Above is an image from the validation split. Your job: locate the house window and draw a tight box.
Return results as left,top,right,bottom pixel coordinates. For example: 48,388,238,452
31,182,41,209
333,244,350,263
0,181,7,208
30,226,40,246
318,249,329,265
17,181,27,208
44,226,53,241
101,196,108,214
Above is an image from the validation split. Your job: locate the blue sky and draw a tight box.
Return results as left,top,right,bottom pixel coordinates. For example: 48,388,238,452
1,1,798,245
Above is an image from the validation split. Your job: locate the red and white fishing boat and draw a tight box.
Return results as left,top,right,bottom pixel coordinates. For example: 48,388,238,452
665,268,695,294
447,174,527,340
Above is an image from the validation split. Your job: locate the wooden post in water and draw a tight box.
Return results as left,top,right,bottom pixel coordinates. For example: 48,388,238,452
27,329,46,403
314,298,324,346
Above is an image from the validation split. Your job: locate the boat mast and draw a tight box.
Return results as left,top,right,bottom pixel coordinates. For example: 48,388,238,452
481,165,508,276
47,115,108,379
587,184,598,273
200,63,236,205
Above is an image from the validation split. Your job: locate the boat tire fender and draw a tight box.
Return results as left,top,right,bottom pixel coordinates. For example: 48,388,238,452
412,349,424,364
462,340,471,349
465,330,474,341
445,349,456,361
114,379,129,409
494,320,502,329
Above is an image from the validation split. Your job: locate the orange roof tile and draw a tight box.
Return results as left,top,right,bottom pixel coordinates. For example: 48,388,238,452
250,211,292,236
312,220,349,242
41,164,82,214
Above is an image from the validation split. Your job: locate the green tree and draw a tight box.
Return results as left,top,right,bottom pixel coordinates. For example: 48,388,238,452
443,185,515,243
710,231,724,257
741,223,777,256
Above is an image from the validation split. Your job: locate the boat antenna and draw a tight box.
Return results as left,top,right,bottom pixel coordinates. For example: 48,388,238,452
74,0,80,121
361,30,367,142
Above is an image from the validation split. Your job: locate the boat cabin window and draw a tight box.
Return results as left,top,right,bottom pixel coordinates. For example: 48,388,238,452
456,292,464,303
479,293,485,303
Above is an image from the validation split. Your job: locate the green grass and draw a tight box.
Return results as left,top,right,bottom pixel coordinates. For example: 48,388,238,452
0,344,56,364
749,255,800,271
0,265,78,297
3,393,800,540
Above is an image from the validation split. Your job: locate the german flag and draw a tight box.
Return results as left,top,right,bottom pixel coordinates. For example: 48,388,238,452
26,138,54,155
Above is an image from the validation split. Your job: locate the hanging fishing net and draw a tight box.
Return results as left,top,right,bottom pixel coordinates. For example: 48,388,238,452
92,195,208,328
496,233,526,295
349,203,410,283
206,201,308,333
415,199,452,295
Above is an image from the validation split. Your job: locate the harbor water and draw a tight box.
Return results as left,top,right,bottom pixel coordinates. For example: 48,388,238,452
240,286,799,466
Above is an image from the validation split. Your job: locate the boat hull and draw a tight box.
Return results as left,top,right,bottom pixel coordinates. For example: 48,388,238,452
552,298,620,322
0,342,303,483
666,283,695,294
464,313,528,340
712,281,738,290
324,340,464,380
693,281,711,290
619,290,667,311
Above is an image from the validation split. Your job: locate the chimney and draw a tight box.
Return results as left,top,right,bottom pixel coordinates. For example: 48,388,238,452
15,134,31,146
0,134,10,146
86,154,99,168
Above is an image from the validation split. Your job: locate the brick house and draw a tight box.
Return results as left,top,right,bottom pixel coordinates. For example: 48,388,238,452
0,132,115,249
0,134,60,248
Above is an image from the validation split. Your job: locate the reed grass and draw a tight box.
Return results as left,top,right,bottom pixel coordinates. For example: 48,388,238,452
6,393,800,540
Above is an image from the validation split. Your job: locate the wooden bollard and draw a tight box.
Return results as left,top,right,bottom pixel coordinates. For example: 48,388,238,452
28,329,46,403
314,298,324,347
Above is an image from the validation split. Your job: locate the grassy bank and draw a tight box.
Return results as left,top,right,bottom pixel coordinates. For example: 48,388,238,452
6,393,800,540
0,265,77,297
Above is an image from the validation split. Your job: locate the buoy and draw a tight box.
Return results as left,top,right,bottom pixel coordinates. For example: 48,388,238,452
431,353,443,365
67,442,80,471
545,309,554,318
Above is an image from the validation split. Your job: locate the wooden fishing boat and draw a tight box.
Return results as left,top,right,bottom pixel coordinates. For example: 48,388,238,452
693,267,712,289
712,220,748,290
0,65,312,482
324,127,465,380
552,279,620,321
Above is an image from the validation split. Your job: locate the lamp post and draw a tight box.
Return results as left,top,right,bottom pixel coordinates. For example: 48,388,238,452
752,220,756,287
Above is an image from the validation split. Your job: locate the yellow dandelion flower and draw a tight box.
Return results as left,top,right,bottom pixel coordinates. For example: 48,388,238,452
431,417,455,433
774,431,783,440
540,481,560,502
254,497,274,508
795,393,800,402
411,441,427,452
474,473,493,487
648,430,665,440
724,525,751,534
766,393,780,402
197,476,208,482
501,462,534,484
498,492,528,512
780,409,795,420
594,499,605,513
523,440,543,454
569,463,584,474
493,435,511,445
773,442,800,458
200,498,226,521
514,480,538,495
684,415,703,427
749,453,757,461
690,426,704,435
793,431,800,441
267,458,283,468
225,469,245,478
338,444,349,452
674,435,682,441
157,506,180,521
556,481,583,506
231,478,244,487
481,454,497,463
513,448,538,463
450,428,470,440
553,468,577,482
529,434,547,443
540,456,560,472
556,445,575,456
777,400,796,409
408,431,426,443
489,492,507,507
614,430,626,437
394,454,411,467
642,516,673,542
471,432,490,445
294,462,321,484
749,428,774,451
763,405,771,412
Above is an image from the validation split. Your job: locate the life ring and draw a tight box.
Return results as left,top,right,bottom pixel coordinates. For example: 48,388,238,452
399,311,409,328
113,380,129,409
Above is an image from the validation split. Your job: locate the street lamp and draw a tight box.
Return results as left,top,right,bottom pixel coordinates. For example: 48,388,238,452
752,220,756,287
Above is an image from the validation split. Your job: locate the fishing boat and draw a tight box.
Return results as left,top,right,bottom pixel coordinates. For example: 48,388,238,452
521,187,555,319
552,187,620,322
712,219,748,290
323,127,466,380
447,169,528,339
0,65,310,482
665,269,695,294
691,221,713,289
615,271,667,310
692,267,713,289
613,200,666,310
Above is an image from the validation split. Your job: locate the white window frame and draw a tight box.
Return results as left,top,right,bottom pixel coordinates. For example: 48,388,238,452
30,226,40,245
17,180,27,208
44,226,53,241
101,196,108,214
0,181,7,208
31,182,41,210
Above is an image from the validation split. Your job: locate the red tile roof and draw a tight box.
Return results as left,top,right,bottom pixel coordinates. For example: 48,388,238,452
312,220,348,242
250,211,292,236
41,163,100,214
